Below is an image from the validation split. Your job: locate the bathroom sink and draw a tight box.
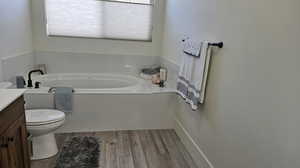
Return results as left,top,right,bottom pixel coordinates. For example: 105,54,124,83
0,82,13,89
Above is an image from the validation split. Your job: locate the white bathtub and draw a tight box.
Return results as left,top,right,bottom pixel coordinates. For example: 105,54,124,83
25,73,176,132
29,73,176,94
31,73,144,94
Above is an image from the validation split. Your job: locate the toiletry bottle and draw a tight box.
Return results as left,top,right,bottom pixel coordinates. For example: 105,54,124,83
159,68,167,87
160,68,167,82
16,76,26,88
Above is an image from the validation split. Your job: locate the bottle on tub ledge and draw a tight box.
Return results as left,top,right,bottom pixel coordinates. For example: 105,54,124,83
150,67,167,88
140,66,168,87
159,68,167,88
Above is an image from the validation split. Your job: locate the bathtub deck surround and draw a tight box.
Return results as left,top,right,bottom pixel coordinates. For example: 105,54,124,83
26,73,177,94
25,92,176,132
31,130,198,168
24,72,177,133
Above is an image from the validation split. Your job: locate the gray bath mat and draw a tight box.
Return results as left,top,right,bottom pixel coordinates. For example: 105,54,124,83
55,136,100,168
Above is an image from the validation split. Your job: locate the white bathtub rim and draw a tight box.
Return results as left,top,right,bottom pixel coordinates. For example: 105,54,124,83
33,73,141,89
26,73,177,94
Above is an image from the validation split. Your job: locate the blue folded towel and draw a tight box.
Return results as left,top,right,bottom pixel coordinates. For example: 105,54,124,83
54,87,74,113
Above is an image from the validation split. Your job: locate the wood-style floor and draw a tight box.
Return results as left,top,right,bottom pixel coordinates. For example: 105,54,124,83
31,130,198,168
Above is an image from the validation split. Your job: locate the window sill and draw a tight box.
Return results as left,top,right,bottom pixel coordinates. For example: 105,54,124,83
47,35,153,42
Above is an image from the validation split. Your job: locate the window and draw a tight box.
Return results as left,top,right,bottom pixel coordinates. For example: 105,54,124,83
45,0,153,41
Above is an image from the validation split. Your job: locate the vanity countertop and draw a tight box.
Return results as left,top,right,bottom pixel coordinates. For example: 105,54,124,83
0,89,26,111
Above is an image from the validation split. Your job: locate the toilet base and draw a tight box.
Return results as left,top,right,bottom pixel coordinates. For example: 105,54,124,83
31,133,58,160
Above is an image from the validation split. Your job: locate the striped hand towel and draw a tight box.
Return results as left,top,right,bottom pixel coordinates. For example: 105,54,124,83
177,41,212,110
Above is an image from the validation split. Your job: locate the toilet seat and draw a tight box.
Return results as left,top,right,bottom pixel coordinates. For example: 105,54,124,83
26,109,65,126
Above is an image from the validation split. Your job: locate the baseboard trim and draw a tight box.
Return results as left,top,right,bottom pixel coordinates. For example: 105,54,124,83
174,119,214,168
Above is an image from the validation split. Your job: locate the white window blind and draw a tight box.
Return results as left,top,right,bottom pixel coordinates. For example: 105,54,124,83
45,0,153,41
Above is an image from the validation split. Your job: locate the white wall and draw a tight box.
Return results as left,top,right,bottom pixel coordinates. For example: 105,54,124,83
162,0,300,167
1,53,35,82
0,0,33,81
31,0,165,57
34,51,160,75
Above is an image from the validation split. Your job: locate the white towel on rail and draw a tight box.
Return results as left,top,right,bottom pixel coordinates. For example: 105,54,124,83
177,41,212,110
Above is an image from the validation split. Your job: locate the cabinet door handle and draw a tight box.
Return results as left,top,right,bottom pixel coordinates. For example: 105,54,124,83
7,137,14,142
0,137,8,148
1,144,8,148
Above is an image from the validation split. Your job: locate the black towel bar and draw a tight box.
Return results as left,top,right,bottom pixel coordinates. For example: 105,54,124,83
208,42,223,48
181,39,224,49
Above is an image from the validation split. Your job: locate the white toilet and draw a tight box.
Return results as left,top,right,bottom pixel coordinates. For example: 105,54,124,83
25,109,65,160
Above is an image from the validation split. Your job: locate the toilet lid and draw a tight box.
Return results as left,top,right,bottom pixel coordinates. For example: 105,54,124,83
26,109,65,125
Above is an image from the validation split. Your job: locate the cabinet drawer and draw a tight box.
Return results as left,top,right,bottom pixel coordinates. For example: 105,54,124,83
0,96,25,135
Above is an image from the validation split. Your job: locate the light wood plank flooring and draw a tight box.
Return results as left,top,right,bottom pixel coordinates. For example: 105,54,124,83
31,130,197,168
